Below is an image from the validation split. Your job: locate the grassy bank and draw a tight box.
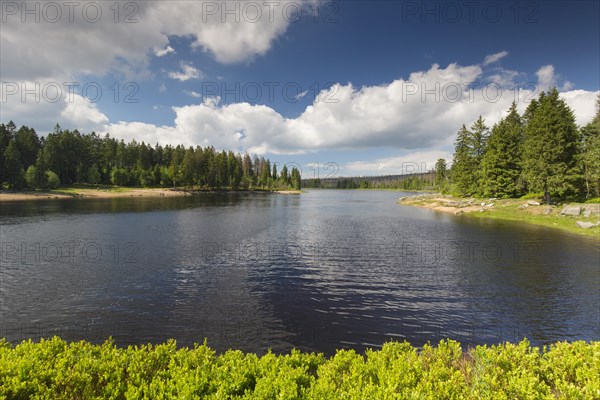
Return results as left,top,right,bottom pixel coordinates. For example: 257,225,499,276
399,195,600,239
0,337,597,399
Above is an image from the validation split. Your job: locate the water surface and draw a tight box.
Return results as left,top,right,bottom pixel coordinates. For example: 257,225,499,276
1,190,598,354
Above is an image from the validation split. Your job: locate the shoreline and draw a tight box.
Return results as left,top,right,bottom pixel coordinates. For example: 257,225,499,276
0,187,190,202
398,194,600,239
0,187,303,202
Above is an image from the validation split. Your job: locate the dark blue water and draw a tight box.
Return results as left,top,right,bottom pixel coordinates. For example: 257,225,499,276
0,190,598,354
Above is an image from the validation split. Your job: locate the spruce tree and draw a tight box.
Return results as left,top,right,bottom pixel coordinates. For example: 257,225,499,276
481,102,524,198
580,93,600,198
522,88,580,203
451,125,476,196
434,158,447,189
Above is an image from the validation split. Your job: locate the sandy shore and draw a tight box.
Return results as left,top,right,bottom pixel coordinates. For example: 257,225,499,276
274,190,302,194
0,188,190,202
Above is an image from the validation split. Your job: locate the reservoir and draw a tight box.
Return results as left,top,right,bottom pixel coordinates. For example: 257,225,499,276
1,190,598,354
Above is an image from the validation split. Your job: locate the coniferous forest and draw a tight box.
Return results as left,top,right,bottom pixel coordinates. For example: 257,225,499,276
0,123,301,191
434,89,600,202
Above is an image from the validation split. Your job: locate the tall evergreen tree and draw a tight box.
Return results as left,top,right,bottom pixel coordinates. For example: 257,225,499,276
481,102,524,198
451,125,477,196
434,158,447,189
522,88,580,203
580,93,600,198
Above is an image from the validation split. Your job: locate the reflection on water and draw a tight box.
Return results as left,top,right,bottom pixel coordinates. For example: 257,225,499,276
0,190,598,354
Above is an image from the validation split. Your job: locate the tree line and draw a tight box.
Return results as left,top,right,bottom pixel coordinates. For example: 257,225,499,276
435,89,600,203
0,123,302,191
303,173,435,190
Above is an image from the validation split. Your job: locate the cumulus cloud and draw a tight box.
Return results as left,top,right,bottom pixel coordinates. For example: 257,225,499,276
483,51,509,66
536,65,556,91
1,0,311,82
3,62,597,158
60,94,109,131
101,63,598,155
168,62,204,81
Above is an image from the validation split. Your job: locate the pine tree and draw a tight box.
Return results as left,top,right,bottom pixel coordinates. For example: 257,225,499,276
434,158,447,189
580,93,600,198
469,116,490,195
450,125,477,196
481,102,524,198
522,88,581,203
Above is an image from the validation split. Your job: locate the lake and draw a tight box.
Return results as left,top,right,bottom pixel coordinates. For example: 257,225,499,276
0,190,598,354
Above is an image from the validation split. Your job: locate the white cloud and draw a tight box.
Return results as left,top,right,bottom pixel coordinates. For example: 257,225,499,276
1,1,312,82
102,63,598,155
295,90,309,100
154,45,175,57
168,62,204,81
184,90,202,98
483,51,509,66
536,65,556,91
560,90,599,126
60,94,109,131
488,69,521,87
3,62,597,160
561,81,574,91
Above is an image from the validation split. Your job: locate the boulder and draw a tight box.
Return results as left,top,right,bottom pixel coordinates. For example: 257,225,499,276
543,207,553,215
561,206,581,216
583,209,591,218
527,200,541,206
486,203,495,207
576,221,595,229
518,204,529,210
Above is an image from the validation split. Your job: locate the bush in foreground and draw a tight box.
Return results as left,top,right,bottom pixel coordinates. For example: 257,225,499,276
0,337,598,399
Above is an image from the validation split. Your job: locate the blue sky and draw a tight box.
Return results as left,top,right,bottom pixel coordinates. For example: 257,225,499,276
1,0,599,176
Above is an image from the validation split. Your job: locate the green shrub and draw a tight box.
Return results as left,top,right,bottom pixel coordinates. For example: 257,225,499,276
520,192,545,200
0,337,598,399
45,170,60,189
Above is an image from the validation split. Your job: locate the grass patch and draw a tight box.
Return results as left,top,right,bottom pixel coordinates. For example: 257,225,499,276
468,201,600,238
400,196,600,239
51,184,132,195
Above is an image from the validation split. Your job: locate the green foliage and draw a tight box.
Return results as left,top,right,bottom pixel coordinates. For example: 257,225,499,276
87,164,102,185
434,158,448,190
520,192,544,200
111,168,130,187
25,165,37,189
45,170,60,189
522,88,581,203
451,124,479,196
481,102,524,198
580,94,600,198
0,338,597,399
0,122,295,191
2,140,24,189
